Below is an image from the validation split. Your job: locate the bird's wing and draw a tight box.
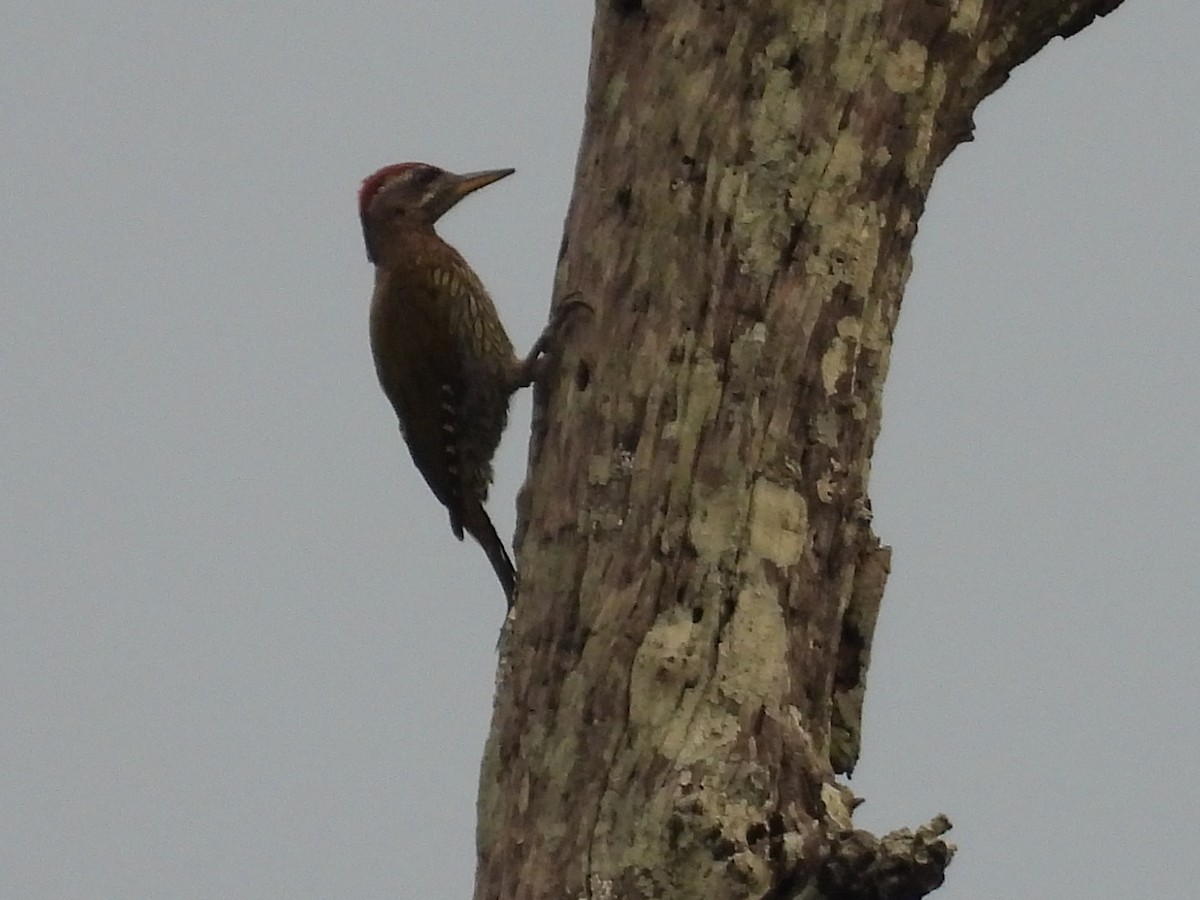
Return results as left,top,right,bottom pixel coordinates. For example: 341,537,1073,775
369,265,469,538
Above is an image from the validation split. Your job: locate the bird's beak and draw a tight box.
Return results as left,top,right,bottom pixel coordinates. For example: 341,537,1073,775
451,168,515,201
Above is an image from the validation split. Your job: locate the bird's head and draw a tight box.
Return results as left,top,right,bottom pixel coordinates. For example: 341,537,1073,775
358,162,514,263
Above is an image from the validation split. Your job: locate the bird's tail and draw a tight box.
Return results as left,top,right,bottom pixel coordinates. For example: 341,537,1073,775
463,501,516,607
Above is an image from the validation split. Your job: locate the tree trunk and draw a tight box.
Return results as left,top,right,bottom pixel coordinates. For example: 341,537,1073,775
477,1,1125,898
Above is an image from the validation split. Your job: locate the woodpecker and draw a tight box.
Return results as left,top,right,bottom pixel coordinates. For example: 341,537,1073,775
359,162,578,606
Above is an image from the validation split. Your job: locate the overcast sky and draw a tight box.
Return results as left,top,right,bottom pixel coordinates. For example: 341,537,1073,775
2,3,1197,899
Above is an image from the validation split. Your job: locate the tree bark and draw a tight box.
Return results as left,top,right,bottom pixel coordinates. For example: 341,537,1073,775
477,1,1125,898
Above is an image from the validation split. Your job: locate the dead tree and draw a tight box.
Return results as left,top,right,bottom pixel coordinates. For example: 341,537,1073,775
477,2,1126,897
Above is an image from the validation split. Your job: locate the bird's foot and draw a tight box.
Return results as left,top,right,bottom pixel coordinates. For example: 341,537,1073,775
514,291,593,388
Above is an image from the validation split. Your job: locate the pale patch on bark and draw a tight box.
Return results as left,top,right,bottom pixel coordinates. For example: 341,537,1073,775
828,132,867,185
670,703,744,767
821,326,853,396
950,0,985,34
811,409,842,448
748,479,808,567
715,586,789,707
821,782,857,830
629,607,705,734
602,71,627,117
883,40,929,94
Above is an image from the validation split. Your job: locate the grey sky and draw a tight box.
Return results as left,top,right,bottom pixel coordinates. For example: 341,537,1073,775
2,3,1196,898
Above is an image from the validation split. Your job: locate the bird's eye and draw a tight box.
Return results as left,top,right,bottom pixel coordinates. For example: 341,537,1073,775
412,166,439,186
